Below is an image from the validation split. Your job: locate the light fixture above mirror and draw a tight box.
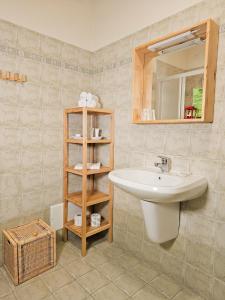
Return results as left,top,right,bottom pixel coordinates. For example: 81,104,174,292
132,19,219,124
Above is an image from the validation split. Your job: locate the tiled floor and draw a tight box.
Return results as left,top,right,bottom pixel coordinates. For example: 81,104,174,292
0,238,203,300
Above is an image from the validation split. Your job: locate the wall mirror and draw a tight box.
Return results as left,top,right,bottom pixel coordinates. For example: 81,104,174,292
132,19,219,124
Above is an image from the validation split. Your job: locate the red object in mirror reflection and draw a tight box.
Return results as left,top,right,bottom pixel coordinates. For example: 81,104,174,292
184,105,197,119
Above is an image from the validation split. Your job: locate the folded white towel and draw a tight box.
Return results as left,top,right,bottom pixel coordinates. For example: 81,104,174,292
74,162,101,170
78,98,87,107
87,98,96,108
78,92,100,108
80,91,87,100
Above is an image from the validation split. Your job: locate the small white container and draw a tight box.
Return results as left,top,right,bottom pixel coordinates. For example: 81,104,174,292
91,213,101,227
74,214,82,227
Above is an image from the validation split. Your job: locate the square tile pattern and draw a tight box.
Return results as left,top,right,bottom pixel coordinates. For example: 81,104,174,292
0,240,203,300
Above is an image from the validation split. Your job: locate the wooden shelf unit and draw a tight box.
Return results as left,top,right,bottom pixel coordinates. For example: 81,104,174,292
63,107,114,256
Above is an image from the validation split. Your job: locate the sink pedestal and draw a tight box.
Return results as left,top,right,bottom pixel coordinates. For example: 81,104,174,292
141,200,180,243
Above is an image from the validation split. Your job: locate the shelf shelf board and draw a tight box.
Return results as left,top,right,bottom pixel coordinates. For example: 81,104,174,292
65,219,110,238
66,191,110,207
65,138,112,144
65,107,113,115
65,166,112,176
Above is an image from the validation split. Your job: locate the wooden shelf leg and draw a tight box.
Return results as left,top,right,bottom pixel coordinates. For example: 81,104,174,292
108,113,114,243
108,184,113,243
63,228,68,242
63,199,68,241
108,226,113,243
81,237,87,256
81,109,88,256
63,111,69,242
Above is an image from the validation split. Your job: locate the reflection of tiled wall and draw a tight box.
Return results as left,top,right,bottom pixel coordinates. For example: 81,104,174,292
0,20,92,263
91,1,225,298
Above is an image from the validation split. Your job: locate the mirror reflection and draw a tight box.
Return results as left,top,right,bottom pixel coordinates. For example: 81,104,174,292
143,41,205,121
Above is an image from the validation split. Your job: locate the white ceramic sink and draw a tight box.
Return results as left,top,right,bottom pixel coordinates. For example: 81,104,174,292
109,168,207,203
109,168,207,243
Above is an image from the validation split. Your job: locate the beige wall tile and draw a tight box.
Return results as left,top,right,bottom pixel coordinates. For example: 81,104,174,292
190,129,220,159
18,58,42,83
160,235,186,260
18,83,41,107
0,81,17,105
20,128,42,150
21,190,44,214
141,240,162,267
0,195,22,222
0,20,17,47
17,28,41,54
20,168,43,192
186,240,214,274
160,253,184,283
0,104,19,127
0,149,20,172
19,107,42,128
20,149,42,171
186,215,215,247
124,231,142,255
215,192,225,221
41,36,62,59
0,173,20,197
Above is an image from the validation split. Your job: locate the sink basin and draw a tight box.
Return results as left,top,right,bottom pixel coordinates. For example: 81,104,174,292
109,168,207,243
109,168,207,203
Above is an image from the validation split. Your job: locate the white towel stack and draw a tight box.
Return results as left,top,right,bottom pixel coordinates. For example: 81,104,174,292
78,92,100,108
74,162,101,170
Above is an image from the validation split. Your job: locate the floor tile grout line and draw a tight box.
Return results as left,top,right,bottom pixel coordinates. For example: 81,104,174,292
0,240,205,300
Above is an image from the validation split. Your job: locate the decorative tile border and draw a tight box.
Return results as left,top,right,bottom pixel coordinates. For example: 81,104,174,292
0,43,92,74
0,19,224,76
92,56,132,74
92,22,225,74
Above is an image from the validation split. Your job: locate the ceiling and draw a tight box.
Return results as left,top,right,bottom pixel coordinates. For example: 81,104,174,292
0,0,202,51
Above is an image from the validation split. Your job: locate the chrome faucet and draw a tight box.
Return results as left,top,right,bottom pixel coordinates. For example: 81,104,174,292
154,155,171,173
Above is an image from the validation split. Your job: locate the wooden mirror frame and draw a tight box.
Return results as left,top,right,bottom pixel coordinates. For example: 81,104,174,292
132,19,219,124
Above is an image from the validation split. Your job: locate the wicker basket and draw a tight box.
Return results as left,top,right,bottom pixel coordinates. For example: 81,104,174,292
3,219,56,285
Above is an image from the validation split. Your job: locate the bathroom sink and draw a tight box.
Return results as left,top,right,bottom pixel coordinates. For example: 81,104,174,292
108,168,207,203
109,168,207,243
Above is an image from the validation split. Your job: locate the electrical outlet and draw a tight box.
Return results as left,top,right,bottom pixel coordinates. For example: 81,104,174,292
220,23,225,33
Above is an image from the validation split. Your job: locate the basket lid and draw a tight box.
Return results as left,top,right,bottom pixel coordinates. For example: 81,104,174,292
7,219,52,244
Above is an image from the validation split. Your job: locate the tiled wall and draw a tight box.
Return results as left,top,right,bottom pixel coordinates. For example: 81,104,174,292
0,20,92,262
91,1,225,298
1,0,225,298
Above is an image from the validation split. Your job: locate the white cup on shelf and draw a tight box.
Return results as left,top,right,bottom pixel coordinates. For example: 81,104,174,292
91,213,101,227
74,214,82,227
